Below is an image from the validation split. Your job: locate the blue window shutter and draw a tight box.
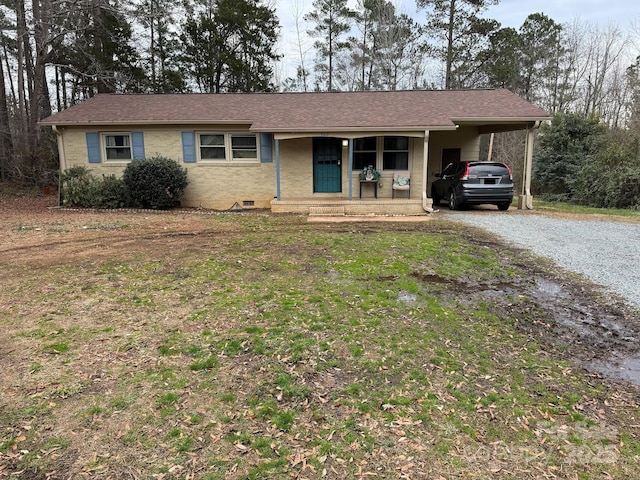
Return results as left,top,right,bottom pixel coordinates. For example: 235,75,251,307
86,132,100,163
131,132,145,160
182,131,196,163
260,133,272,163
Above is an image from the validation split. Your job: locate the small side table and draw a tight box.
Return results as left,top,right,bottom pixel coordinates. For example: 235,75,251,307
359,180,378,198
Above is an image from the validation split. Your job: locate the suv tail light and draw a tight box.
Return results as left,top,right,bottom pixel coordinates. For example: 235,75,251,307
460,163,471,180
505,164,513,180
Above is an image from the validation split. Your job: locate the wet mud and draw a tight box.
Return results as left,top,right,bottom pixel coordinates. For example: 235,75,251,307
412,270,640,387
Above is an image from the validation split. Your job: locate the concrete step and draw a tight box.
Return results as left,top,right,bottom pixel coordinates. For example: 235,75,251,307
309,206,346,216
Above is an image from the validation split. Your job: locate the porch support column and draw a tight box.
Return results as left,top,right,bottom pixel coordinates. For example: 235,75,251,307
520,121,540,210
348,139,353,200
422,130,435,213
275,139,281,201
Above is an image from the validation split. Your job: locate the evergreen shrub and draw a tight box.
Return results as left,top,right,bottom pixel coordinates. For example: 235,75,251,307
122,156,188,209
61,166,131,208
60,166,95,207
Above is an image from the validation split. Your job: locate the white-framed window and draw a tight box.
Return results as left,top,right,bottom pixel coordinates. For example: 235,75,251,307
382,136,409,170
200,134,226,160
198,132,258,162
103,133,132,161
353,136,377,171
351,136,410,171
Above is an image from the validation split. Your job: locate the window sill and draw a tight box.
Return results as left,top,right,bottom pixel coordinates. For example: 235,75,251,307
196,161,261,166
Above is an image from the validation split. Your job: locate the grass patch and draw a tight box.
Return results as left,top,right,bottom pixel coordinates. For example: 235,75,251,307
534,200,640,219
1,212,639,478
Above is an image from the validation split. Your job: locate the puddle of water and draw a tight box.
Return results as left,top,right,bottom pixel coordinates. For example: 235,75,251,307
408,272,640,387
398,291,417,305
535,277,570,300
591,356,640,386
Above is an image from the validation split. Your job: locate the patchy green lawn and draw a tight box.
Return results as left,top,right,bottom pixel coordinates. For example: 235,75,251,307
534,200,640,221
1,201,639,479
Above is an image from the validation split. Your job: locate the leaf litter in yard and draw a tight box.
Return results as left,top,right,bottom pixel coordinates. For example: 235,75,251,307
1,193,640,479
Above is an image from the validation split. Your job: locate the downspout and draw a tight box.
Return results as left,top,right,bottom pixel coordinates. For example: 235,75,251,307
522,121,541,210
275,139,281,201
347,139,353,200
52,125,65,207
422,129,436,213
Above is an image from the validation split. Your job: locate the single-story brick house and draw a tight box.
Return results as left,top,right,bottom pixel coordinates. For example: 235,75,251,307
40,89,550,214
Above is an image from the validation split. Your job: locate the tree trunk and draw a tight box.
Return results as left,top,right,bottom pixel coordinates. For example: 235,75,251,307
0,41,13,181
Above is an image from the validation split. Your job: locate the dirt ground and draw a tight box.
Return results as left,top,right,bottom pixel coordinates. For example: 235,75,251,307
2,193,640,388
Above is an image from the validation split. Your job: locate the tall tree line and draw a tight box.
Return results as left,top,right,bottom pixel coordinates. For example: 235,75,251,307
0,0,281,184
299,0,639,127
2,0,640,187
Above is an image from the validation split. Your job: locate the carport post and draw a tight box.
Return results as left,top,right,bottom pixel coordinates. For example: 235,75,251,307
519,121,540,210
422,130,435,212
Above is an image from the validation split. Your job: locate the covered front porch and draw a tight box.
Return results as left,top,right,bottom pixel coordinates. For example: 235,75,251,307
266,118,540,215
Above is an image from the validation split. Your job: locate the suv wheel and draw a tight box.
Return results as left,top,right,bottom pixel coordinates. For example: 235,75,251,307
448,190,459,210
497,202,510,211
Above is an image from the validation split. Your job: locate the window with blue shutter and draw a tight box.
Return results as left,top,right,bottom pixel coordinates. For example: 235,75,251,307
131,132,145,160
259,133,273,163
86,132,101,163
182,131,196,163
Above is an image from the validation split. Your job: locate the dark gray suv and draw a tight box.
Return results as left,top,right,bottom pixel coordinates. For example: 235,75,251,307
431,161,514,210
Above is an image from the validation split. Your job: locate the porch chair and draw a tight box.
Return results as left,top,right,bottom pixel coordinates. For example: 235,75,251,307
392,171,411,199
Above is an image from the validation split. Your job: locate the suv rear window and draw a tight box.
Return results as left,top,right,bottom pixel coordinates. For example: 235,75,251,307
468,164,510,177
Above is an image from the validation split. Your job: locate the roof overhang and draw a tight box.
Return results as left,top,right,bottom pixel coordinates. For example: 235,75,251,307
270,126,458,140
452,117,551,134
39,119,254,127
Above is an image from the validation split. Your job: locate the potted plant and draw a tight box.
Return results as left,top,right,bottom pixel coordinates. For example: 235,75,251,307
359,165,381,181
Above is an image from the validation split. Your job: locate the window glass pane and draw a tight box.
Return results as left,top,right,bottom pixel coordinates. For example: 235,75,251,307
231,135,257,148
104,135,131,160
105,135,130,147
106,148,131,160
354,136,376,151
200,134,224,146
201,146,226,159
199,134,226,160
384,136,408,150
354,151,376,171
353,136,377,170
232,149,258,159
383,152,408,170
382,136,408,170
231,135,257,160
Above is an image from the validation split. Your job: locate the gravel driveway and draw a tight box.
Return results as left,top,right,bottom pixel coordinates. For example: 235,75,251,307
443,210,640,309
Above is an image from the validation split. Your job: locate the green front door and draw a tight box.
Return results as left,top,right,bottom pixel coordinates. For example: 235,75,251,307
313,138,342,193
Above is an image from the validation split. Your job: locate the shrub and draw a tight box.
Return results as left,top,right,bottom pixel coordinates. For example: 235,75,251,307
60,166,95,207
88,175,131,209
61,166,131,209
122,156,188,209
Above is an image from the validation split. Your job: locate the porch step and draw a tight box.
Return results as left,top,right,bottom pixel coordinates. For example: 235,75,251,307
309,206,345,216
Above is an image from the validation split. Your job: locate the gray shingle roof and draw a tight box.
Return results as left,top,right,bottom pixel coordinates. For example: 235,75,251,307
40,89,550,131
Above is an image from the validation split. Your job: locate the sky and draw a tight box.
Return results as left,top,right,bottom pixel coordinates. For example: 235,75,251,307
483,0,636,29
274,0,639,81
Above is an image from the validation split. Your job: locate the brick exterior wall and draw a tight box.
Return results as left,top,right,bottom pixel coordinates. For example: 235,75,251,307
57,126,480,211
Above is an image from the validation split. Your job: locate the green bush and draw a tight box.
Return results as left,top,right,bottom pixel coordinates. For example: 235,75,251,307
88,174,131,209
572,130,640,209
533,112,607,198
61,166,131,209
122,156,188,209
60,166,95,207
